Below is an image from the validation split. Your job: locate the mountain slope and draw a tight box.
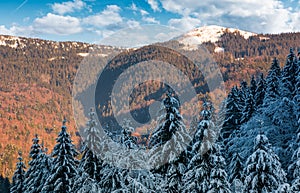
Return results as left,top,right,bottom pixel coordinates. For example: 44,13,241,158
177,25,257,50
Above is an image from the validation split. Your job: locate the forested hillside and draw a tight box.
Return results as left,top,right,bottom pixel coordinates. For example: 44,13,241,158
9,47,300,191
1,30,300,188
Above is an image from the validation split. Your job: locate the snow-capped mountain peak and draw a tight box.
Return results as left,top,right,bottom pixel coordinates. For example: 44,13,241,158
177,25,257,50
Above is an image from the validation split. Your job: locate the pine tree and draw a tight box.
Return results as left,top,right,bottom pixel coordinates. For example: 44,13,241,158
255,73,266,109
281,48,298,98
228,152,244,184
228,152,244,192
183,148,213,193
148,92,191,171
221,86,242,141
35,146,52,193
240,93,255,124
264,58,281,104
42,120,79,193
120,120,138,150
148,93,191,192
244,134,286,192
250,75,257,98
23,134,41,193
99,162,126,192
208,146,231,193
10,152,26,193
182,103,217,193
73,110,103,192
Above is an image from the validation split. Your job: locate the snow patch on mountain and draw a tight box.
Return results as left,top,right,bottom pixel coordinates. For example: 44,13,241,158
177,25,257,50
0,36,27,48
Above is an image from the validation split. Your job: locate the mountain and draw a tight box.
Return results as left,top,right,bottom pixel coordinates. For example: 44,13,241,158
176,25,257,50
1,25,300,180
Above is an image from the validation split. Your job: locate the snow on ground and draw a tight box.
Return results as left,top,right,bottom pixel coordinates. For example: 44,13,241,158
177,25,257,50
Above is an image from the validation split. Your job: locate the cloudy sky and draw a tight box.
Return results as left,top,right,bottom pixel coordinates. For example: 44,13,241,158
0,0,299,43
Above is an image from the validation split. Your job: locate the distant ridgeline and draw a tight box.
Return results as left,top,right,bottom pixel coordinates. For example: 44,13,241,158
8,48,300,192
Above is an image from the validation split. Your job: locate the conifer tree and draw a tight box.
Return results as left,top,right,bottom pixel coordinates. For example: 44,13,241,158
264,58,281,104
240,93,255,124
221,86,242,141
23,134,41,193
228,152,244,192
10,152,26,193
208,146,231,193
35,146,52,193
244,134,286,192
183,103,217,193
255,73,266,109
250,75,257,98
148,92,191,192
42,120,79,193
73,110,103,192
148,92,191,172
281,48,298,98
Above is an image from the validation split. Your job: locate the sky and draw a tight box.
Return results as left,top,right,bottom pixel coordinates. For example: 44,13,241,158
0,0,300,43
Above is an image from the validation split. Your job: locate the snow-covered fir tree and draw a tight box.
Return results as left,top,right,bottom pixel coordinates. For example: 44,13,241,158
240,93,255,124
254,73,266,109
250,75,257,99
34,145,52,193
23,134,41,193
207,146,231,193
148,92,191,192
239,80,250,107
221,86,242,141
182,102,217,193
228,152,244,192
10,152,26,193
148,92,191,171
264,58,281,105
42,120,79,193
281,48,298,99
99,162,126,192
73,110,103,192
244,134,286,192
120,120,138,150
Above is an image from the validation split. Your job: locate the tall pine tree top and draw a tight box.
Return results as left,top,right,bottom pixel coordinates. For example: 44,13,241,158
281,48,298,98
10,152,26,193
42,120,79,193
23,134,42,193
264,58,281,104
148,92,190,171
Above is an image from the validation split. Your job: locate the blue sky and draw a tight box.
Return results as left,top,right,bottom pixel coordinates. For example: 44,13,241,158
0,0,299,43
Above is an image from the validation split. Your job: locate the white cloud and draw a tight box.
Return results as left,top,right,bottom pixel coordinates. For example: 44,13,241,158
127,20,141,29
140,9,149,16
142,17,160,24
168,16,201,31
158,0,300,33
33,13,82,35
0,25,15,35
0,25,34,36
147,0,161,11
51,0,86,15
83,5,122,27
